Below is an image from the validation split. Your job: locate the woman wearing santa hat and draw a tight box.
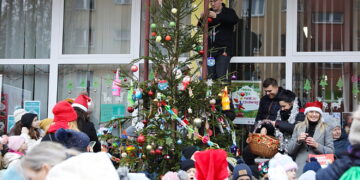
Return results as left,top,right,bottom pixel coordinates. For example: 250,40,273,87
72,94,101,152
287,101,334,177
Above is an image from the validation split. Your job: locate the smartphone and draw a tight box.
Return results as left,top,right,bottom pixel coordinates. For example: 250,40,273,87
89,141,96,149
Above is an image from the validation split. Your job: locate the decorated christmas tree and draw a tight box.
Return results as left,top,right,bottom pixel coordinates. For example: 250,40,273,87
100,0,238,177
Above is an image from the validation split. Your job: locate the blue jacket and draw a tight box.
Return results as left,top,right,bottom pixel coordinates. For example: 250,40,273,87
334,130,350,158
316,145,360,180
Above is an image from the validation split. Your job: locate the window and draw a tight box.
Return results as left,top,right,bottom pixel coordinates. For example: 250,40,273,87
232,0,286,56
75,0,95,10
297,0,360,52
0,65,49,133
313,13,344,24
293,62,360,112
63,0,132,54
242,0,265,17
0,0,52,59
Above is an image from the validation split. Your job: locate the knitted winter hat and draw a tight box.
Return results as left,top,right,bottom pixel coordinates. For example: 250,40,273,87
194,149,229,180
14,109,27,123
72,95,91,112
125,126,137,137
20,113,38,129
55,128,90,152
304,101,323,116
180,159,195,171
162,172,180,180
182,146,197,159
268,153,297,180
8,136,25,151
303,157,321,173
48,101,78,133
349,106,360,145
39,118,53,132
326,119,341,130
232,163,252,180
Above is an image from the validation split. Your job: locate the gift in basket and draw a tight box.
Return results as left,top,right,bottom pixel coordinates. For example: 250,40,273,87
246,121,280,158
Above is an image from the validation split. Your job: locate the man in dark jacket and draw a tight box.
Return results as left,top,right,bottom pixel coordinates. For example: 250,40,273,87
316,106,360,180
200,0,238,80
255,78,285,122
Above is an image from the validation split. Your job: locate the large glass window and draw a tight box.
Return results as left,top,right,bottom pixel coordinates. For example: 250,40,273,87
231,0,286,56
297,0,360,52
293,63,360,112
0,65,49,134
63,0,132,54
0,0,52,58
58,64,132,128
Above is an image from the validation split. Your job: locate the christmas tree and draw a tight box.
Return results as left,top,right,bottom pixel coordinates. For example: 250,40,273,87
100,0,238,177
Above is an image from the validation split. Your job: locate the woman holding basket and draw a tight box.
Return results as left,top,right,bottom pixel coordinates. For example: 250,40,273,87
287,101,334,177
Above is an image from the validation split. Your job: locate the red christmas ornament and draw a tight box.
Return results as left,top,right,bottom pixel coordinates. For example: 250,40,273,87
142,119,148,124
240,92,245,96
131,65,138,72
148,90,154,96
150,150,156,155
137,134,146,144
151,32,157,36
165,35,171,41
124,78,127,82
199,50,204,55
113,124,117,128
155,149,162,155
128,107,135,113
207,17,213,23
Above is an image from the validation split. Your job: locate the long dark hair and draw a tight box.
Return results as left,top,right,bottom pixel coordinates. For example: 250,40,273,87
73,107,90,132
9,121,40,140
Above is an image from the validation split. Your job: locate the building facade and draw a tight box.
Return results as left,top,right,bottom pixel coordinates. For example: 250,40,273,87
0,0,359,131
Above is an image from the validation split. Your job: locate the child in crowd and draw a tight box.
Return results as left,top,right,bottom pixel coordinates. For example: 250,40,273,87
268,153,297,180
2,136,27,168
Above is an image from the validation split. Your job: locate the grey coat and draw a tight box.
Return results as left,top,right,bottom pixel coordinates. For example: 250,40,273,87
287,123,334,177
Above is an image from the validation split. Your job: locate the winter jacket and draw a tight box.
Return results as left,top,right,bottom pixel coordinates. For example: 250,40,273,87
287,123,334,177
78,121,101,152
199,3,239,57
255,87,285,122
316,145,360,180
333,130,350,158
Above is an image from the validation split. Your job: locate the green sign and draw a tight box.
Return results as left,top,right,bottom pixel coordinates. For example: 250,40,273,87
100,104,125,122
24,101,41,119
231,81,262,125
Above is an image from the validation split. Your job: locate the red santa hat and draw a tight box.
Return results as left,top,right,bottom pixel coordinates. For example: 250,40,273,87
194,149,229,180
72,95,91,112
304,101,323,116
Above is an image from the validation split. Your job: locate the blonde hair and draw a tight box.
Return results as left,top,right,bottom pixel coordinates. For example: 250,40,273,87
296,114,327,133
68,121,80,131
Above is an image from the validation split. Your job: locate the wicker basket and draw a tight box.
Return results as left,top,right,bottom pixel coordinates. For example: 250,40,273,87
246,133,280,158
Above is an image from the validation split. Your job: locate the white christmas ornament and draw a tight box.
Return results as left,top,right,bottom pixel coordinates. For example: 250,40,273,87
194,118,202,127
121,152,127,158
171,8,177,14
210,99,216,105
